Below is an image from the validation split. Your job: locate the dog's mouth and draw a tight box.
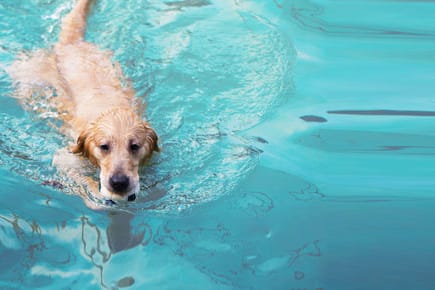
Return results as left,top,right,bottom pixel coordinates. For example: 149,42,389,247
99,172,140,204
104,193,136,206
99,180,139,205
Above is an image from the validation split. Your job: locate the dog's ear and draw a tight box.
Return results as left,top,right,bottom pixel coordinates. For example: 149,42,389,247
143,122,159,153
70,130,89,156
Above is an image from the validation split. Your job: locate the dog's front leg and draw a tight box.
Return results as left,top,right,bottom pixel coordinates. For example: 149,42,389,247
52,147,104,209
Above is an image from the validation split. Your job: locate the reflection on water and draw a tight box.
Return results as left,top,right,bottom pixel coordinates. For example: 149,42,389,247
290,0,435,39
105,212,152,253
0,164,327,289
0,206,153,289
1,0,435,289
80,212,152,288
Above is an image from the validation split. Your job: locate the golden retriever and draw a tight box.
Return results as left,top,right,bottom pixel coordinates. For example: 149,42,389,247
8,0,159,205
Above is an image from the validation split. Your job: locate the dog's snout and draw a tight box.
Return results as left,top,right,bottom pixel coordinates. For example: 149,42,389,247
109,173,130,192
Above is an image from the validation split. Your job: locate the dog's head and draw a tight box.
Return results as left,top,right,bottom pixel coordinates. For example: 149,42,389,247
71,108,159,201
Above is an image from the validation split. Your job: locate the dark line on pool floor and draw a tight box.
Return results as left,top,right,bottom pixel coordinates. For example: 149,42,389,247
300,115,328,123
328,110,435,117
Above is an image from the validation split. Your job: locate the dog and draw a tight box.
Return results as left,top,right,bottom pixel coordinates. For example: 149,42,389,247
8,0,159,206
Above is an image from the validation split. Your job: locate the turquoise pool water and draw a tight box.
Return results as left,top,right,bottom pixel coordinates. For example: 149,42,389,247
1,0,435,289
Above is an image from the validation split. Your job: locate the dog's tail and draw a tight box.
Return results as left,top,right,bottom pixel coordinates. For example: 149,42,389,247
58,0,94,45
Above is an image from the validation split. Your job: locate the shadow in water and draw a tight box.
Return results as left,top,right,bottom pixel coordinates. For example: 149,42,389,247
106,211,152,254
80,210,152,288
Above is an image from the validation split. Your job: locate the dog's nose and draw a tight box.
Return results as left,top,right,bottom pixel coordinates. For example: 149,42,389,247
109,174,130,192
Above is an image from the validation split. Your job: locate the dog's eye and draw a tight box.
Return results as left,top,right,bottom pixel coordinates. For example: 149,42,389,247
100,144,110,151
130,144,140,152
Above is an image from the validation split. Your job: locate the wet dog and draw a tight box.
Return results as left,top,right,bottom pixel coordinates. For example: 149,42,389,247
8,0,159,206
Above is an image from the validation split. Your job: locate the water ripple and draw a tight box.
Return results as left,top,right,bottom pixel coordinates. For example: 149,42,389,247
290,0,435,39
0,0,295,212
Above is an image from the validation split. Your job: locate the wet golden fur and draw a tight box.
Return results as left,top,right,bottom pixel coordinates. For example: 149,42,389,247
8,0,158,203
72,108,158,199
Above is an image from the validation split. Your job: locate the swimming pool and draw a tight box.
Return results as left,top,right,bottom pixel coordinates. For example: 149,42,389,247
1,0,435,288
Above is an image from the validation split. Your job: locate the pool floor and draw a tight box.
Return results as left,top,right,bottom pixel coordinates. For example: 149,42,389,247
1,0,435,289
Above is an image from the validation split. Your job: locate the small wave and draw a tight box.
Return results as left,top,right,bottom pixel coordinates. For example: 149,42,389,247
1,0,295,213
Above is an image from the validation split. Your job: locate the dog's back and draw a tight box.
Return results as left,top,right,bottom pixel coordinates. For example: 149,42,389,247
55,39,135,133
55,0,137,135
10,0,137,136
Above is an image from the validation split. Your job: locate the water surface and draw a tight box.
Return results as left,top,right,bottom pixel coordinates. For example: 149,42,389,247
1,0,435,289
